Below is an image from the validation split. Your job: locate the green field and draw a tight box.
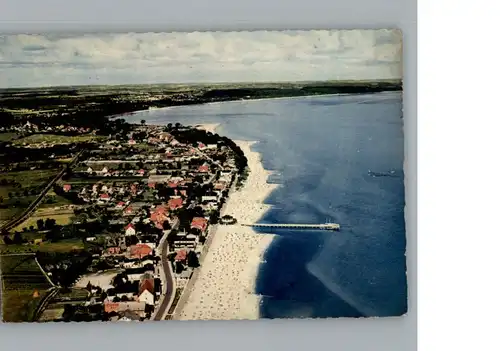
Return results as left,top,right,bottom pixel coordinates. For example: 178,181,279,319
0,169,59,194
12,133,103,146
13,210,74,232
0,132,20,142
1,238,84,255
0,254,52,322
0,169,60,222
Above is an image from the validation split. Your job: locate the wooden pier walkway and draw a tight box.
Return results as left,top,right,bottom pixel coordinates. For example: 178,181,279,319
241,223,340,231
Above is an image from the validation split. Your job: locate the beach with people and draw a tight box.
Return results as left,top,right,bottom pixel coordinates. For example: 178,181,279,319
176,125,278,320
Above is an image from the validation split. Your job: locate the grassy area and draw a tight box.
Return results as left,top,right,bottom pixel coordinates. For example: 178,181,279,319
36,239,84,253
0,169,60,222
0,132,19,142
13,211,74,232
39,192,74,208
0,254,51,322
0,169,59,195
12,133,102,146
0,239,84,255
167,288,184,315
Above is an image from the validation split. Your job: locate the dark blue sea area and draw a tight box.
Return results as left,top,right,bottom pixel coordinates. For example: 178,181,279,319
125,92,407,318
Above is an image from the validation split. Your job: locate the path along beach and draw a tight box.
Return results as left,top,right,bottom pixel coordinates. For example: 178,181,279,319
177,124,277,320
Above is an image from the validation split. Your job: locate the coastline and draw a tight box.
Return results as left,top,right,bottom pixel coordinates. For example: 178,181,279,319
176,139,278,320
124,91,402,119
194,123,220,134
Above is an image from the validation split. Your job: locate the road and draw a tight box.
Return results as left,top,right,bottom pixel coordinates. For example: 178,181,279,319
0,150,83,233
152,219,179,321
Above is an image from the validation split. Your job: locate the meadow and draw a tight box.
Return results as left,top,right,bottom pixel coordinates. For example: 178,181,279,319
0,254,52,322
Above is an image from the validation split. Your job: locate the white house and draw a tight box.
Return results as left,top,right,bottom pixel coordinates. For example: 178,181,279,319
137,289,155,305
87,167,93,174
125,224,136,236
202,195,218,202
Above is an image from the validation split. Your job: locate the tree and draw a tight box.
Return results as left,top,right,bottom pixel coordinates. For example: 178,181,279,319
29,225,35,232
2,236,13,245
13,232,23,244
187,251,200,268
36,219,44,230
45,218,57,230
175,261,184,274
141,119,146,125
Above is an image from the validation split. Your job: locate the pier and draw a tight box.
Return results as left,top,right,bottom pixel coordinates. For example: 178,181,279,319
241,223,340,231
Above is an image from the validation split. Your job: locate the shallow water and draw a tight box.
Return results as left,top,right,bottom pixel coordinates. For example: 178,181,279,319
125,92,407,318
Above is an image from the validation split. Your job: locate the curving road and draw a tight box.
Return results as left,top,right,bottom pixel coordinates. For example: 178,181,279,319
153,219,178,320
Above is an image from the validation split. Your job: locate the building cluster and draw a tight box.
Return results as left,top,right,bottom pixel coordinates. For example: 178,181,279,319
0,121,91,136
57,124,239,321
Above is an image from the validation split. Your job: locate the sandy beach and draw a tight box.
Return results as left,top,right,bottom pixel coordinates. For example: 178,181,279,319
177,137,278,320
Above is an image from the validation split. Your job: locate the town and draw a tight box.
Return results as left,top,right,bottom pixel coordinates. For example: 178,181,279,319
0,116,246,322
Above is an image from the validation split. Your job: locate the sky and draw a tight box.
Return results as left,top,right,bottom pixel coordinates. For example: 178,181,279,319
0,30,402,88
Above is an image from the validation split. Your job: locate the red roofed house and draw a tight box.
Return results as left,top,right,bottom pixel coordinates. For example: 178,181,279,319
137,169,145,176
107,247,121,255
175,249,187,262
150,205,169,230
63,184,71,192
191,217,208,233
130,183,137,195
125,223,136,236
214,182,226,191
198,142,206,150
104,301,146,316
129,244,153,259
104,302,120,313
168,197,183,211
123,206,134,216
116,201,126,209
147,182,156,189
198,165,209,173
137,276,155,305
100,193,110,201
167,181,178,188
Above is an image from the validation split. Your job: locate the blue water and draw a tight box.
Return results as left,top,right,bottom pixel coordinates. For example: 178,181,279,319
125,92,407,318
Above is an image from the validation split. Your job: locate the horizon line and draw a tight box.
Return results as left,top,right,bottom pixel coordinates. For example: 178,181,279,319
0,78,403,92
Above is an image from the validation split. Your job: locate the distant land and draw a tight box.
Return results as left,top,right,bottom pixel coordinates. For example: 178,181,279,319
0,80,402,124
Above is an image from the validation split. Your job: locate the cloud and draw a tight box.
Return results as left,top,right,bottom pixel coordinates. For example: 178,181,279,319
0,30,402,88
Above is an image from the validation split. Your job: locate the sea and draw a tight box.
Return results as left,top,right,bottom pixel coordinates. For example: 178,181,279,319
123,92,407,318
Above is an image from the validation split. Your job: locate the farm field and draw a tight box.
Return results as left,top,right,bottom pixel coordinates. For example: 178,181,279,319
0,169,61,223
12,133,103,146
0,169,59,197
13,208,74,232
0,132,20,142
0,238,85,255
0,254,52,322
38,288,90,322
